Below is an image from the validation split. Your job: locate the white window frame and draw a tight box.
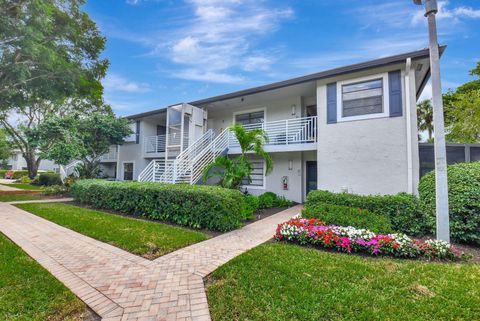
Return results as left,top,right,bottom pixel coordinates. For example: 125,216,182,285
232,107,267,126
337,72,390,122
240,158,266,190
121,161,135,181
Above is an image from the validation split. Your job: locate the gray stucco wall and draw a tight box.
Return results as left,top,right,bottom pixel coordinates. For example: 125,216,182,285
315,64,418,195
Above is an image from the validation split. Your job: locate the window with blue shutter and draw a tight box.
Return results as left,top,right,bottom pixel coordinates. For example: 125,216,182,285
388,70,403,117
326,82,337,124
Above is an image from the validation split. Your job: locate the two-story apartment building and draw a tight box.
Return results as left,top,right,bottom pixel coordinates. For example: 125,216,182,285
100,48,438,203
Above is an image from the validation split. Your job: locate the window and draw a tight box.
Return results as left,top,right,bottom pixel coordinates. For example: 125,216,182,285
241,158,265,188
123,162,134,181
342,78,383,117
235,110,264,126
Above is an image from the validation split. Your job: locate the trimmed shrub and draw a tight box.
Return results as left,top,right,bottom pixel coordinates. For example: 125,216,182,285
257,192,294,209
0,170,29,179
303,202,394,234
43,185,69,196
306,190,424,235
258,192,277,208
18,175,31,184
419,162,480,245
242,195,260,220
38,173,62,186
71,180,245,231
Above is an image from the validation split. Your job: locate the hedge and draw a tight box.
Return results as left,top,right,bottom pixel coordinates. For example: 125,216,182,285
0,170,29,179
419,162,480,245
71,180,245,231
38,172,62,186
303,202,394,234
306,190,424,235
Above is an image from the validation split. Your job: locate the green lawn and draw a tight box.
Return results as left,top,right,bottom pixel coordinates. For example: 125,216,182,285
0,233,86,321
17,202,209,259
0,194,42,202
0,183,43,190
207,243,480,321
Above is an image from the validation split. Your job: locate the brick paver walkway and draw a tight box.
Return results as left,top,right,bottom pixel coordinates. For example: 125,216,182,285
0,202,301,321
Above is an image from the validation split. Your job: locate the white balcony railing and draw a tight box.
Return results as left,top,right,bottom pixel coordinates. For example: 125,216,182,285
144,135,167,154
228,116,317,148
99,147,118,161
144,133,190,154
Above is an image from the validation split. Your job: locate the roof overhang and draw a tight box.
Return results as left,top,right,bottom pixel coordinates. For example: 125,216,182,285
126,46,445,119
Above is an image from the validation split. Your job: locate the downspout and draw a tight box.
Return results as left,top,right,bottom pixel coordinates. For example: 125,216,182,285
405,58,414,194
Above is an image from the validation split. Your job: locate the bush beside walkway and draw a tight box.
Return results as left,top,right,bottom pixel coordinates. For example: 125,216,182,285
72,179,245,231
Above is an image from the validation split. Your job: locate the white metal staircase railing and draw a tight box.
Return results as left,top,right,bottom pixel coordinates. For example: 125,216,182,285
139,116,317,184
139,129,217,183
59,160,83,181
190,128,229,184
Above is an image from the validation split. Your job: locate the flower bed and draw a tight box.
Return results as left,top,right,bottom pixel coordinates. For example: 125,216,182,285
274,216,466,261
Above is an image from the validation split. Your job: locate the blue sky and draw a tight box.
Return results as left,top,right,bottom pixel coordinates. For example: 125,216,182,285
84,0,480,116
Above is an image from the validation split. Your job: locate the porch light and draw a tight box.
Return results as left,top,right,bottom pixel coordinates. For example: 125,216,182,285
288,160,293,170
291,104,296,116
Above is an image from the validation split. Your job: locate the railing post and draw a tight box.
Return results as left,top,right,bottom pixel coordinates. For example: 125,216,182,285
286,120,289,145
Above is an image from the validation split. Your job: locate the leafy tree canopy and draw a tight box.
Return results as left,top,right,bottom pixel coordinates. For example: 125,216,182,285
0,128,11,169
38,112,132,178
0,0,108,108
442,61,480,143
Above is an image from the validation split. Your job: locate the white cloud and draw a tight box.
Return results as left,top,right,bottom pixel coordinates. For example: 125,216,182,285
103,74,151,93
174,69,245,84
162,0,293,83
412,1,480,25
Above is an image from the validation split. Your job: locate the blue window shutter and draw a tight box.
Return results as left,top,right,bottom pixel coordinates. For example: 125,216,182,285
326,82,337,124
135,121,140,144
389,70,403,117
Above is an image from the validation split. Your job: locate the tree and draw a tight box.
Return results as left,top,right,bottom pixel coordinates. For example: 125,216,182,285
417,99,434,142
0,0,107,109
39,112,132,178
0,0,108,178
0,129,11,169
203,123,273,189
442,61,480,143
445,90,480,143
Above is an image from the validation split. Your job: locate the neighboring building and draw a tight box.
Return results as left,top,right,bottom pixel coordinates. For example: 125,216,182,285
6,150,59,172
100,48,439,203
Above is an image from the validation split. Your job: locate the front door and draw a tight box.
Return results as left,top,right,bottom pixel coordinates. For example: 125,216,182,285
306,161,317,196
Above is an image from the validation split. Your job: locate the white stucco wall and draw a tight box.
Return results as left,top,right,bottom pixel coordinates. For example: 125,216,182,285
316,63,418,195
7,152,59,171
117,119,154,180
207,96,303,133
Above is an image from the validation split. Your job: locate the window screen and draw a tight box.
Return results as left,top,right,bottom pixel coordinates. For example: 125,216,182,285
241,158,264,187
342,79,383,117
235,111,264,126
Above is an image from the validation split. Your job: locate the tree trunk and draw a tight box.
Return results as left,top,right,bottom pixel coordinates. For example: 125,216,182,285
24,150,39,179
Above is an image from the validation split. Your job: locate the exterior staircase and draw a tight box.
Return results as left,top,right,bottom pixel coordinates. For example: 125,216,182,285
139,128,229,184
138,115,317,185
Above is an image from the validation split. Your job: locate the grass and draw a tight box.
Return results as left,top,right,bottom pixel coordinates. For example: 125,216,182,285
0,183,43,190
0,233,86,321
16,202,209,259
207,243,480,321
0,194,42,202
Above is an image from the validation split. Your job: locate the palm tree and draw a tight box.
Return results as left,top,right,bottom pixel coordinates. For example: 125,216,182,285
417,99,434,141
202,123,273,189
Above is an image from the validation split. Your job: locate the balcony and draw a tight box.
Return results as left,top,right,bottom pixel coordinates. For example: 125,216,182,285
99,146,117,162
143,133,190,157
228,116,317,153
